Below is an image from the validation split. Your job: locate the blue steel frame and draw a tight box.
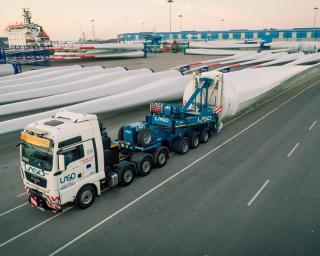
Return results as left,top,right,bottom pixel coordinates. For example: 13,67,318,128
4,45,51,66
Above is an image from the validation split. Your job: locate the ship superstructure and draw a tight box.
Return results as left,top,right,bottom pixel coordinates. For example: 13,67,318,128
6,8,51,47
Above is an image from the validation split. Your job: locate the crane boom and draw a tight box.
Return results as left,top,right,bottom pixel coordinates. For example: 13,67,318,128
78,23,86,41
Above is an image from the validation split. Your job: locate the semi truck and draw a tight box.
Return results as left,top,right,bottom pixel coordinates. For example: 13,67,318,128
19,72,224,212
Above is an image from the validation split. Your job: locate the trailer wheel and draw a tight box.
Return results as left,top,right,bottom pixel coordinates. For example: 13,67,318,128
119,165,135,186
130,153,153,176
154,146,169,168
76,185,96,209
138,155,153,176
118,126,124,140
173,137,189,155
200,128,210,143
189,132,200,148
137,128,153,146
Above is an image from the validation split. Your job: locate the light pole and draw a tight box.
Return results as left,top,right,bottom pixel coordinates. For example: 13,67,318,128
91,19,95,41
142,22,145,33
168,0,173,34
314,7,319,40
178,14,183,32
221,19,224,31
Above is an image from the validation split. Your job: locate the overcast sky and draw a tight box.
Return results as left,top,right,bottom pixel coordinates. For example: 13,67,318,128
0,0,319,40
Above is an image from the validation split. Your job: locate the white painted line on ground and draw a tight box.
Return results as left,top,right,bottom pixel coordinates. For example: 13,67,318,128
309,120,317,131
0,187,112,247
48,80,320,256
0,202,28,217
16,192,25,198
247,180,270,206
0,207,73,248
287,142,300,158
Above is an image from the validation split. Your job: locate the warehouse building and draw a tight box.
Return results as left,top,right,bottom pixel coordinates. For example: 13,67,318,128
118,28,320,42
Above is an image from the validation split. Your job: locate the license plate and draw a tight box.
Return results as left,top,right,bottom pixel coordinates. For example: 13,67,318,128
31,197,46,211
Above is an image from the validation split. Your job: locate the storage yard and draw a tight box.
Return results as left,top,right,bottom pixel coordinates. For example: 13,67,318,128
0,51,319,255
1,2,320,255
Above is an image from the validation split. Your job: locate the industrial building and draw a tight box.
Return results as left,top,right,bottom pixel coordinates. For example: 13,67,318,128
118,27,320,42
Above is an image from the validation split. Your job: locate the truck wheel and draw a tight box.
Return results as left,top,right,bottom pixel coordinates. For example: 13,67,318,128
174,137,189,155
137,128,153,147
138,156,153,176
76,185,96,209
119,165,135,186
118,126,124,140
154,146,169,168
189,132,200,148
200,128,210,143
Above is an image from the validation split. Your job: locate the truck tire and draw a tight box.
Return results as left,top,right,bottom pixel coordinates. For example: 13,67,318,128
200,128,210,143
130,152,153,177
137,128,153,147
154,146,169,168
76,185,96,209
189,132,200,148
173,137,189,155
138,155,153,176
118,126,124,140
119,165,135,186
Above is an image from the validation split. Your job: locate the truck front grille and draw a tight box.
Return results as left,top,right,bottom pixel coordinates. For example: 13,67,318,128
25,172,47,188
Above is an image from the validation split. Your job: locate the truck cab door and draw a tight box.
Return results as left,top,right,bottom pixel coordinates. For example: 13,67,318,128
57,144,86,204
80,140,97,179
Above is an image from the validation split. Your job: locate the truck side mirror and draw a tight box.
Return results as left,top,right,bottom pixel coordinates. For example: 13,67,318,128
12,142,22,150
58,154,65,172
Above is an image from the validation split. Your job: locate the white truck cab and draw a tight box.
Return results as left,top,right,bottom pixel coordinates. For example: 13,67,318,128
20,110,137,211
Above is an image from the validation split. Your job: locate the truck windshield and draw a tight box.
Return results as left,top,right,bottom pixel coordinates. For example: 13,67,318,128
22,142,53,172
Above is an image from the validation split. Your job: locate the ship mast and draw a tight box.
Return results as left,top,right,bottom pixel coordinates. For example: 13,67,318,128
22,8,32,25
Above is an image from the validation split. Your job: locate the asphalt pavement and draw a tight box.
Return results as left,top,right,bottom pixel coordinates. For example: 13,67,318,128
0,63,319,256
22,53,215,72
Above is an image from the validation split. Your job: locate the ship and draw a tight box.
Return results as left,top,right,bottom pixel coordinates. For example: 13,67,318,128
5,8,51,47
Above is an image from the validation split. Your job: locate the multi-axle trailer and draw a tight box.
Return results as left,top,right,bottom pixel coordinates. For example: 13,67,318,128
19,72,223,211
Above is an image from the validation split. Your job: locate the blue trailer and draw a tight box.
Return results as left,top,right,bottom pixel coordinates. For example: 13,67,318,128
117,74,223,175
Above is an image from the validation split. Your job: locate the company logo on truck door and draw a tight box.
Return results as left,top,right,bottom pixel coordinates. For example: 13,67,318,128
26,164,45,176
198,116,212,123
60,173,76,184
